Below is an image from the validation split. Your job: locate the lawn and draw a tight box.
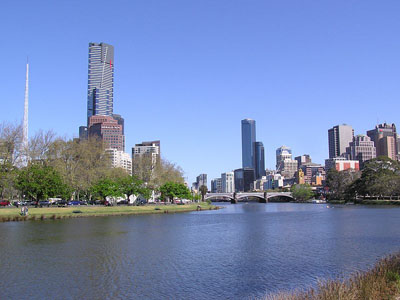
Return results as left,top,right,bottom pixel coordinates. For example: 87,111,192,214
0,203,216,222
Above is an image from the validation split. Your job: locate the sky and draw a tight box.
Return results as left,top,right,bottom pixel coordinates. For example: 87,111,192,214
2,0,400,186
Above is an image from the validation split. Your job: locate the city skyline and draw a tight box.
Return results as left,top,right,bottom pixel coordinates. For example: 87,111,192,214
2,1,400,185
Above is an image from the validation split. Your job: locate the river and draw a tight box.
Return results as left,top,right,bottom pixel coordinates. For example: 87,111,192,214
1,203,400,299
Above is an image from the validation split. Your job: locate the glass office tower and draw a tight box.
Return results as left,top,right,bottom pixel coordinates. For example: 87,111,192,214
241,119,256,169
87,42,114,123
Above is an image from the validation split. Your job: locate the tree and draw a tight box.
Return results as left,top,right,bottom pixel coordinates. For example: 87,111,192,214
90,178,124,203
199,185,208,202
48,137,110,201
133,155,184,188
0,122,22,199
291,184,314,201
117,174,151,201
16,163,66,202
159,182,191,203
353,157,400,199
325,168,360,200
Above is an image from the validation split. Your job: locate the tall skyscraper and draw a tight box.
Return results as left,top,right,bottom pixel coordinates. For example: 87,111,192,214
367,123,398,160
241,119,256,169
328,124,354,158
87,42,114,123
254,141,266,179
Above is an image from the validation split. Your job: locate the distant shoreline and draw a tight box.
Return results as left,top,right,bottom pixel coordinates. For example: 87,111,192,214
0,203,218,222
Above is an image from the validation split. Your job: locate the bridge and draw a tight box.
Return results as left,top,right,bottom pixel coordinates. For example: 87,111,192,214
205,192,293,203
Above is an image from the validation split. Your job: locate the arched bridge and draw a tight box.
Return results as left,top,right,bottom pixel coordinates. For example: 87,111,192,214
205,192,293,203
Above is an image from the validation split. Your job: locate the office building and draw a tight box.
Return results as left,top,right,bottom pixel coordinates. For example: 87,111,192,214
88,115,124,151
367,123,398,160
196,174,208,190
234,168,244,192
346,135,376,168
87,42,114,122
241,119,256,169
295,154,312,167
132,141,161,176
276,146,298,179
328,124,354,158
254,141,266,179
112,114,124,135
325,157,360,171
211,178,222,193
79,126,88,140
105,148,132,174
276,146,292,169
221,172,235,193
264,173,284,190
299,163,325,185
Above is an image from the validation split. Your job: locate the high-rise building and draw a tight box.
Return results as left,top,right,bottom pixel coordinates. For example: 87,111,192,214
254,141,266,179
132,141,161,177
295,154,312,167
196,174,208,190
221,172,235,193
234,168,244,192
211,178,222,193
328,124,354,158
367,123,398,160
346,135,376,168
276,146,292,169
105,148,132,174
87,42,114,123
112,114,124,135
79,126,88,140
88,115,124,151
241,119,256,169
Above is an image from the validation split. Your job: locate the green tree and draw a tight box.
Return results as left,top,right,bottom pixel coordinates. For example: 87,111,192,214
90,178,124,203
353,156,400,199
199,185,208,202
291,184,314,201
325,168,360,200
16,163,66,201
117,174,151,201
159,182,191,203
0,122,22,199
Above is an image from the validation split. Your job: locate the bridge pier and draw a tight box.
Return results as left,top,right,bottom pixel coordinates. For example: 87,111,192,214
264,192,268,203
231,192,237,204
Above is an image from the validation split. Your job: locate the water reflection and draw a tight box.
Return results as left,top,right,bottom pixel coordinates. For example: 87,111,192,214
1,203,400,299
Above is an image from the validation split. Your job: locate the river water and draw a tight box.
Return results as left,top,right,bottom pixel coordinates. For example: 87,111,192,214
1,203,400,299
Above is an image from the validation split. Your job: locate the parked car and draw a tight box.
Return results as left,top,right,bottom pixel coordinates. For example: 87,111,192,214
68,201,81,206
57,200,68,207
0,200,10,207
38,200,50,207
79,201,88,205
117,199,129,205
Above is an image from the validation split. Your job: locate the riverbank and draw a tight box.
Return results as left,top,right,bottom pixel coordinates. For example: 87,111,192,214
328,199,400,205
266,252,400,300
0,203,217,222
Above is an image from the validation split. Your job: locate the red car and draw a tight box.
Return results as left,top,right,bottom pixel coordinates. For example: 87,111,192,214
0,200,10,207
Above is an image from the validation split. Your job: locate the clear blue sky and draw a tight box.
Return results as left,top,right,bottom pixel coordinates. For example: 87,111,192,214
2,0,400,185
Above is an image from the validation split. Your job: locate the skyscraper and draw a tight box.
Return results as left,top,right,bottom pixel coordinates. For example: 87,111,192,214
241,119,256,169
367,123,398,160
254,141,266,179
87,42,114,123
328,124,354,158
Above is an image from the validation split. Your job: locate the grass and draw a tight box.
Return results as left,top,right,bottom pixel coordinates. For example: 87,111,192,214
0,203,217,222
266,252,400,300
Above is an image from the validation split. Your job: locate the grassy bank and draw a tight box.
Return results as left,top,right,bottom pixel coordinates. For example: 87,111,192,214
266,252,400,300
0,203,217,222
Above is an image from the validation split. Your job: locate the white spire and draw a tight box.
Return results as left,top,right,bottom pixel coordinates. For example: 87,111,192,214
22,60,29,163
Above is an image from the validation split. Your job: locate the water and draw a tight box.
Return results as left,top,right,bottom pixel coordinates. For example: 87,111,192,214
1,203,400,299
